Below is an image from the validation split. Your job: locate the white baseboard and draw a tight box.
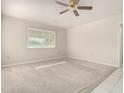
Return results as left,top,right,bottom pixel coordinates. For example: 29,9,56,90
2,56,119,68
2,56,66,68
67,56,119,67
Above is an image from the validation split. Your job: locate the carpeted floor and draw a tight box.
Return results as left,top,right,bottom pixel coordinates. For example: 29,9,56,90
1,58,116,93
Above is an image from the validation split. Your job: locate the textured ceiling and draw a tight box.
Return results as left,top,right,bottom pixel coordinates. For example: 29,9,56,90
2,0,123,29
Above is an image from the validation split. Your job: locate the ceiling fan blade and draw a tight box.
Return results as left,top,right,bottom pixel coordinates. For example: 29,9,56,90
59,9,69,14
75,0,80,4
76,0,80,3
73,10,79,16
78,6,93,10
56,1,68,6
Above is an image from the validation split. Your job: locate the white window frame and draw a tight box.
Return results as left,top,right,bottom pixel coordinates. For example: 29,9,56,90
27,27,56,48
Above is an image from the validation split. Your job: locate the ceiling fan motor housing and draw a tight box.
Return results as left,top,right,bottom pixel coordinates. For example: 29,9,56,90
69,1,77,10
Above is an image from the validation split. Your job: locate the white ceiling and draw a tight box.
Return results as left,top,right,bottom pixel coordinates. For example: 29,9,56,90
2,0,123,29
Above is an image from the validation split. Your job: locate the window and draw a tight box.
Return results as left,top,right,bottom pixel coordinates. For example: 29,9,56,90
27,28,56,48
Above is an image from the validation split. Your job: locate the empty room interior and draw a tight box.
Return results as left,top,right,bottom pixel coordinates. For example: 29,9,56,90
1,0,123,93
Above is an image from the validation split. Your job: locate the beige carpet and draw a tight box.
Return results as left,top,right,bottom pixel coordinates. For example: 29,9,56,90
2,58,116,93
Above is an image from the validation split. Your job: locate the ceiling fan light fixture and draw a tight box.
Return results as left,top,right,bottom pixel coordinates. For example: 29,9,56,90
69,5,77,11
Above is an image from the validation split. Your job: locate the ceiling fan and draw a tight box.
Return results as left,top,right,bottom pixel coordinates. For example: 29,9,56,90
56,0,93,16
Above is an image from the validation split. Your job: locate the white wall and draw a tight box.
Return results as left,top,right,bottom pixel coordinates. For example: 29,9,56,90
67,15,122,67
2,15,122,67
2,16,66,66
